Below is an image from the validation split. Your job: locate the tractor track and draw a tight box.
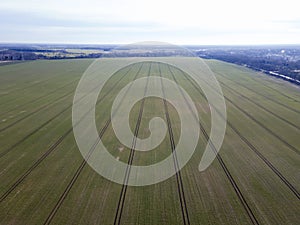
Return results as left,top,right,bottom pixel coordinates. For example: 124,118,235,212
226,64,300,103
0,66,133,158
219,80,300,130
178,68,299,155
216,72,300,114
0,68,81,106
175,66,300,199
258,82,300,103
167,64,260,225
113,64,151,225
1,77,80,116
43,63,144,225
0,64,141,202
43,119,111,225
247,73,300,103
0,90,74,133
159,65,190,225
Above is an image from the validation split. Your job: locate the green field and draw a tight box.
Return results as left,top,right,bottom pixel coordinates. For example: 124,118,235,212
0,59,299,225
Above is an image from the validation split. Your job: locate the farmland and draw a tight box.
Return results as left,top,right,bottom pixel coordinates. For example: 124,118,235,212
0,58,299,225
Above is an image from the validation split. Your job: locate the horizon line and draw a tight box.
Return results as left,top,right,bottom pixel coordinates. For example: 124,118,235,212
1,42,300,47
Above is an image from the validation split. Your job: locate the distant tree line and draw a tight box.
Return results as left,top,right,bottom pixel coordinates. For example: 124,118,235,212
1,45,299,85
0,49,103,60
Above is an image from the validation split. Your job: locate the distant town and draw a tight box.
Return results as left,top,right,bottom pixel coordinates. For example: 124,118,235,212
193,45,300,85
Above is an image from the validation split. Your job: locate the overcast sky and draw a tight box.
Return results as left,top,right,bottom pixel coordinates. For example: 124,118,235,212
0,0,299,45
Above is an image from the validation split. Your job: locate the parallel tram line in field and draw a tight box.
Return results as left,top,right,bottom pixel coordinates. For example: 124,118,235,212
0,105,71,159
43,119,111,225
0,90,74,133
0,63,85,96
215,71,300,114
0,62,141,134
0,64,142,202
224,94,300,154
257,81,300,103
225,92,299,154
0,128,73,202
166,64,260,225
178,68,300,155
43,63,144,225
175,67,300,199
245,71,300,103
0,64,108,131
219,80,300,130
0,75,57,98
226,121,300,199
113,64,151,225
1,77,81,116
210,63,300,103
159,65,190,225
0,68,78,106
0,65,135,158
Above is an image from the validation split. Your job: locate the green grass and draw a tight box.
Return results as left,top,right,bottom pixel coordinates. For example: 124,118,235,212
0,59,299,225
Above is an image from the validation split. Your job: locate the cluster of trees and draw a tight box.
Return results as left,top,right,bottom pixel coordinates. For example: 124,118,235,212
0,50,37,60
